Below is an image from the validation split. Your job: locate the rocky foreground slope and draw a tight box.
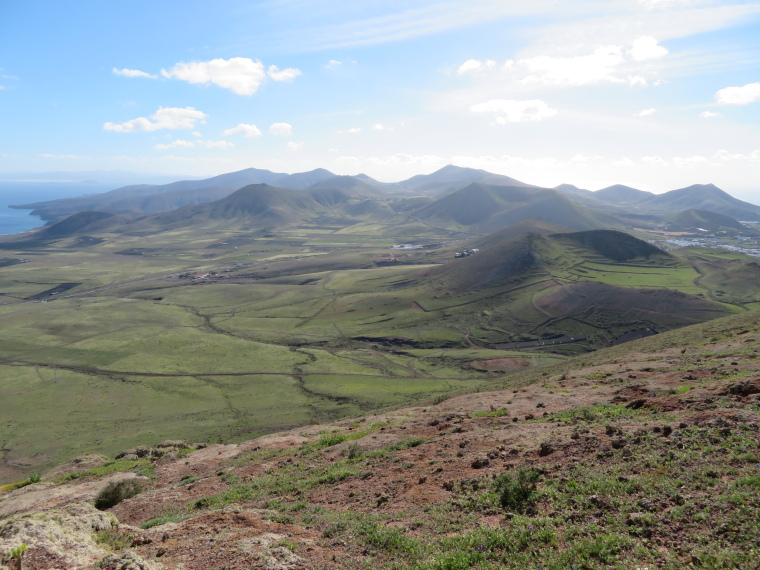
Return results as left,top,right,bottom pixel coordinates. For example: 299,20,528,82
2,313,760,569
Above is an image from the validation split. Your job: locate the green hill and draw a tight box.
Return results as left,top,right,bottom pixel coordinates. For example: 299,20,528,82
136,184,326,230
467,220,573,249
643,183,760,220
396,164,537,196
35,211,125,239
412,184,615,233
593,184,654,204
663,208,753,233
11,167,287,222
551,229,668,261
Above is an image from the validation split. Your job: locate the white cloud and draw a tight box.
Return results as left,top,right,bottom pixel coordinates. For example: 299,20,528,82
700,111,721,119
202,140,235,149
371,123,394,131
569,153,604,164
470,99,558,123
715,149,760,162
642,155,668,165
629,36,668,61
267,65,301,82
269,122,293,136
160,155,195,162
457,37,667,89
339,127,362,134
634,108,657,117
457,59,496,74
161,58,267,96
639,0,698,8
673,155,708,167
287,141,304,151
112,67,157,79
104,107,207,133
38,154,90,160
520,46,627,86
192,131,202,137
155,138,234,150
160,155,234,164
326,59,343,69
336,153,445,168
223,123,263,138
154,139,195,150
715,82,760,105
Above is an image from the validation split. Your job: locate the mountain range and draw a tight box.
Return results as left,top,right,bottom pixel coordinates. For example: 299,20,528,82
14,166,760,239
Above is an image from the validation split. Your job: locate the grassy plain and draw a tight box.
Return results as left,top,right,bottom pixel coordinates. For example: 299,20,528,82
0,222,757,481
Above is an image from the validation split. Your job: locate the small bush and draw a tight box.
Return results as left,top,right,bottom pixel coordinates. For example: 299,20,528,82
140,512,188,529
345,442,363,460
471,409,510,418
95,528,134,550
179,474,199,486
1,473,42,492
389,437,427,451
493,467,541,513
94,479,144,510
318,433,348,447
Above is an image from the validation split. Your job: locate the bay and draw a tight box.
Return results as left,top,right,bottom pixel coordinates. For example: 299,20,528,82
0,181,117,236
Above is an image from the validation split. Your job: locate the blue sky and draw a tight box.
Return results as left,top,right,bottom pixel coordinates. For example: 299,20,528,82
1,0,759,196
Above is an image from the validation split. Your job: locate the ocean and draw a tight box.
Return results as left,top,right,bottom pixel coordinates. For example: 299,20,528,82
0,181,117,236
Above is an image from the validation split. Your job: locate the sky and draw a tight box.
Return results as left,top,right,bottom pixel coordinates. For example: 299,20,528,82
1,0,759,197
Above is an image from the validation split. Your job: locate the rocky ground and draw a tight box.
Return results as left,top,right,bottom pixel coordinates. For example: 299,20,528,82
2,315,760,569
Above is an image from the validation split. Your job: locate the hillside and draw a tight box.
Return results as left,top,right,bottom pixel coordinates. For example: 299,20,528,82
593,184,654,204
642,183,760,220
2,310,759,569
553,183,598,204
395,165,537,196
429,230,672,289
412,184,614,233
10,168,288,222
271,168,337,190
551,229,668,261
662,208,753,234
306,175,390,198
467,220,573,249
34,211,124,239
125,184,338,231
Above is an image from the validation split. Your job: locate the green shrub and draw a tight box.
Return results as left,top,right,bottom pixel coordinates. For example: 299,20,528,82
318,432,348,447
94,479,144,510
346,442,363,460
493,467,540,513
179,474,199,486
140,512,188,529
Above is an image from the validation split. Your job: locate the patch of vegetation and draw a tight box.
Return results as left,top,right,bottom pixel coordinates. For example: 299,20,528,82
0,473,40,492
57,458,153,483
95,528,135,551
470,408,510,418
494,467,541,513
94,479,144,510
546,403,648,424
140,511,190,529
179,474,199,486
